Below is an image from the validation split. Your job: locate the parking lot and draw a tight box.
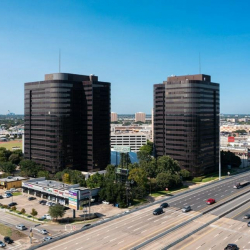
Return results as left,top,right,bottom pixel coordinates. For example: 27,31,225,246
0,189,128,221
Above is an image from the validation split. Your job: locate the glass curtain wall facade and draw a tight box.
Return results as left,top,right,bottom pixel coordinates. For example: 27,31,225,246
24,73,110,173
154,74,219,176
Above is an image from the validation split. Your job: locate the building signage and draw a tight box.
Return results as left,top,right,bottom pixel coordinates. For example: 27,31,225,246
113,145,131,153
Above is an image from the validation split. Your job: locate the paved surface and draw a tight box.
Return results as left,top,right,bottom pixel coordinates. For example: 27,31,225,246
36,171,250,250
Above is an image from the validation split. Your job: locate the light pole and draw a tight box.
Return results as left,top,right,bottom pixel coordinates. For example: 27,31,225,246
219,114,221,180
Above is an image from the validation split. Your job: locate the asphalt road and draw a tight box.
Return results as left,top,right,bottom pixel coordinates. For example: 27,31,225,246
36,171,250,250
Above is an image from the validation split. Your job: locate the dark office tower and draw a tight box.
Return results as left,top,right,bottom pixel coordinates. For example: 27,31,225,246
24,73,110,173
154,74,219,176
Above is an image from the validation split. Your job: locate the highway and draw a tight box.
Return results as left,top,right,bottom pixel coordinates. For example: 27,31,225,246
33,171,250,250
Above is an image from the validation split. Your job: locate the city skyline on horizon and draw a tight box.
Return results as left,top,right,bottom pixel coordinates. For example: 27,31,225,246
1,1,250,114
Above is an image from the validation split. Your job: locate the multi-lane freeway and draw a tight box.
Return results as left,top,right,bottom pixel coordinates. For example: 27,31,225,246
34,171,250,250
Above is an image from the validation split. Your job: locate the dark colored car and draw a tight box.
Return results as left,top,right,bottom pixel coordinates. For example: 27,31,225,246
160,203,169,208
206,198,215,205
224,243,238,250
153,207,164,215
0,195,3,199
247,221,250,227
39,200,46,205
244,214,250,219
8,202,17,207
28,197,36,201
4,236,13,244
82,224,91,229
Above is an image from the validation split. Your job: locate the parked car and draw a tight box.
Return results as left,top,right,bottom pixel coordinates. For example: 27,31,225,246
82,224,91,229
0,241,6,248
153,207,164,215
39,200,46,205
160,203,169,208
28,197,36,201
42,214,52,220
224,244,238,250
0,195,3,199
10,188,17,193
16,224,26,231
8,202,17,208
206,198,215,205
3,193,12,198
247,221,250,227
43,236,53,242
102,200,110,205
3,236,13,244
40,229,48,235
182,205,191,213
244,214,250,219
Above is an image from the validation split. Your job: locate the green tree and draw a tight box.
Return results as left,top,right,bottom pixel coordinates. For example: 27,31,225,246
37,170,50,179
128,168,148,188
119,153,131,168
21,208,26,214
19,159,41,177
86,173,104,188
62,173,70,183
31,208,38,221
0,148,11,162
156,156,180,175
156,172,174,190
8,154,21,165
48,204,66,220
221,150,241,169
180,169,191,179
140,160,156,178
0,162,16,173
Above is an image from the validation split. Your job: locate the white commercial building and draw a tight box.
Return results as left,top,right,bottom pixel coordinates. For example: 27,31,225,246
111,132,147,152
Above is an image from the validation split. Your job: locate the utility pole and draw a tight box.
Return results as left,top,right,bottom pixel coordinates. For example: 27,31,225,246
219,113,221,180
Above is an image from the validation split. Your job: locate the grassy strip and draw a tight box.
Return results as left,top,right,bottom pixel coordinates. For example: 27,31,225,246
0,223,12,237
12,192,22,196
150,185,189,197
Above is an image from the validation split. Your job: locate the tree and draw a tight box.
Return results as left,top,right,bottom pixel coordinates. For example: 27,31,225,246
180,169,191,179
128,168,148,188
156,156,180,175
140,160,156,178
8,154,21,165
48,204,66,220
119,153,131,168
21,208,26,214
62,173,70,184
0,162,16,173
137,151,152,163
0,148,11,162
37,170,50,179
86,173,104,188
221,150,241,169
156,172,174,190
31,208,38,221
19,159,41,177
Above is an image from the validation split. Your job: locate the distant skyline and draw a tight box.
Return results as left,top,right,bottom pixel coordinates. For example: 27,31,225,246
1,1,250,114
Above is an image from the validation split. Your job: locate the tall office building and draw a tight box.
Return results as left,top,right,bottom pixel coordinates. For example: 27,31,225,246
24,73,110,173
135,112,146,123
111,112,118,122
154,74,219,176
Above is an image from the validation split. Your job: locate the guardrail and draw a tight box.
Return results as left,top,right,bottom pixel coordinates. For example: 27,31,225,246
131,187,250,250
162,195,250,249
29,170,250,250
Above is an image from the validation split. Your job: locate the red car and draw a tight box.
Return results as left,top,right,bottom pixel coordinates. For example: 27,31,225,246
206,198,215,205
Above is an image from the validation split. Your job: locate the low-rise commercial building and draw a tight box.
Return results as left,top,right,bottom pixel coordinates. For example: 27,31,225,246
0,176,27,190
22,178,99,211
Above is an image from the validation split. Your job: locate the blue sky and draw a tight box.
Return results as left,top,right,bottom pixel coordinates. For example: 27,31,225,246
1,0,250,114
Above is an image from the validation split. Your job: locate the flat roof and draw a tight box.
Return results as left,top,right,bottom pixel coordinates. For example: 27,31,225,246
24,178,79,191
0,176,27,182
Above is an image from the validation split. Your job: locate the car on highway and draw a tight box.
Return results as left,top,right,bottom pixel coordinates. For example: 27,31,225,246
40,229,48,235
244,214,250,219
8,202,17,208
206,198,215,205
224,243,238,250
43,236,53,242
16,224,26,231
28,197,36,201
182,205,191,213
4,236,13,244
160,202,169,208
0,241,6,248
82,224,91,229
153,207,164,215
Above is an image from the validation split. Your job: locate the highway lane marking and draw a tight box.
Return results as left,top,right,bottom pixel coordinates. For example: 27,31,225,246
141,230,147,233
154,219,159,222
223,236,228,240
197,205,201,208
196,246,201,249
214,234,219,237
127,225,133,229
196,198,200,200
118,240,124,244
75,248,83,250
221,195,224,197
231,203,250,219
208,193,211,195
225,190,228,192
110,238,117,242
103,236,109,239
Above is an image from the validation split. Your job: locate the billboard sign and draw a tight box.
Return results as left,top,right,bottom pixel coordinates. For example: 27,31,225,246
228,136,235,142
113,146,131,153
116,168,129,175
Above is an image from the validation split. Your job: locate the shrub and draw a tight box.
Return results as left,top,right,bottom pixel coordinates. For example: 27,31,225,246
192,177,203,182
11,206,17,211
21,208,26,214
